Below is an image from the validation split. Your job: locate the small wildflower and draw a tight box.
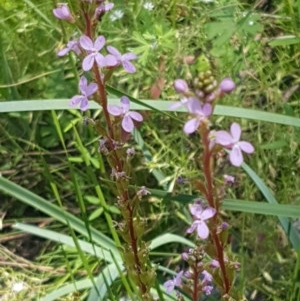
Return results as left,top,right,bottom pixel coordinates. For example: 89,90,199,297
12,281,24,293
164,271,183,294
202,270,213,282
53,3,75,22
216,122,254,167
126,147,135,157
186,203,216,239
202,285,213,295
107,46,137,73
184,101,212,134
210,259,220,268
79,35,117,71
94,2,114,18
223,174,235,184
143,1,154,10
57,39,81,56
70,76,97,111
108,96,143,132
137,186,151,197
109,9,124,21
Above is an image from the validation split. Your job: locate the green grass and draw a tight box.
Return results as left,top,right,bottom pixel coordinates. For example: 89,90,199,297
1,0,300,300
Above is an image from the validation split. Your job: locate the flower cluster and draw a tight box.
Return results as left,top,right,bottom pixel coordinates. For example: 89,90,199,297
53,3,137,113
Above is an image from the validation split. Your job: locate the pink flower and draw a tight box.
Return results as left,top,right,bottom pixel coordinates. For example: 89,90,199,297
107,46,137,73
164,271,183,294
186,203,216,239
216,122,254,167
183,101,212,134
79,35,117,71
57,40,81,57
108,96,143,132
70,76,97,111
53,3,74,22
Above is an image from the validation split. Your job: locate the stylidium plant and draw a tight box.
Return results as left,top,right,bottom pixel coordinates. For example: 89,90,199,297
53,2,254,301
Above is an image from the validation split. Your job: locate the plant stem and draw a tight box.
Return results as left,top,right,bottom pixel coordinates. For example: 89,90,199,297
201,127,231,294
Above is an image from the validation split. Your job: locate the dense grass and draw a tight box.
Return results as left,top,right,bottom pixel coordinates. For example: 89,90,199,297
0,0,300,300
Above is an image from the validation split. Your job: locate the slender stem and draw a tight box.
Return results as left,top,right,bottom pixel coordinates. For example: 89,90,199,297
201,127,230,294
192,264,199,301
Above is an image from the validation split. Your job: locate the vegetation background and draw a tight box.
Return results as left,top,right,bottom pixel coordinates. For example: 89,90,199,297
0,0,300,300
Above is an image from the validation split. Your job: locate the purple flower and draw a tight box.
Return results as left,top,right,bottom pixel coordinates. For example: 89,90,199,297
210,259,220,268
137,186,151,197
202,270,213,283
58,39,81,57
107,96,143,132
219,78,235,94
184,101,212,134
107,46,137,73
79,35,117,71
164,271,183,294
223,174,235,184
216,122,254,167
70,76,98,111
186,203,216,239
95,2,114,18
202,285,213,295
53,3,74,22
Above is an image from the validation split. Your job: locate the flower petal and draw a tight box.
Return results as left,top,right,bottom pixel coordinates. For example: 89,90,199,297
70,95,82,107
107,46,121,58
82,54,95,71
239,141,254,153
128,111,143,122
196,221,209,239
120,96,130,111
186,222,197,234
122,115,134,132
94,35,105,51
216,131,233,146
122,60,136,73
184,118,200,134
104,54,118,67
230,122,241,142
107,105,123,116
164,280,175,294
85,83,98,97
229,145,243,166
79,76,88,92
79,98,89,111
122,52,137,61
202,103,212,117
95,53,105,67
201,207,216,220
79,35,93,51
57,47,69,56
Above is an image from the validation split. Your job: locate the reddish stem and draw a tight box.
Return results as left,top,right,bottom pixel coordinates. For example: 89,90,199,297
201,127,231,294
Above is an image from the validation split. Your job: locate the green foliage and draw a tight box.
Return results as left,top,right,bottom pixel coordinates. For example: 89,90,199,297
1,0,300,300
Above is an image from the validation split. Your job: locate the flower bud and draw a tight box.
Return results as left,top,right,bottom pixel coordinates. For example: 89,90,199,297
219,78,235,93
174,79,189,94
53,3,75,22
